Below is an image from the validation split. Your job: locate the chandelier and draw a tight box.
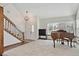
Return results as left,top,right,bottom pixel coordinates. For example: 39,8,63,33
24,11,29,21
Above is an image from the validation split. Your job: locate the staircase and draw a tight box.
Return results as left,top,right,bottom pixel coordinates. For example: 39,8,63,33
0,6,26,56
4,15,25,42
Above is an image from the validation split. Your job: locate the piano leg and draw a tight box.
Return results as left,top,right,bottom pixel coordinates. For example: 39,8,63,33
67,40,69,46
53,40,55,48
61,40,64,45
61,42,64,45
70,39,72,48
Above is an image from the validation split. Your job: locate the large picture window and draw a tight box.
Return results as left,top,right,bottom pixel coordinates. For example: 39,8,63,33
47,21,74,35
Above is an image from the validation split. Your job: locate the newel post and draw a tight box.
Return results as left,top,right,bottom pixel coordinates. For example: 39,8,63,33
0,6,4,56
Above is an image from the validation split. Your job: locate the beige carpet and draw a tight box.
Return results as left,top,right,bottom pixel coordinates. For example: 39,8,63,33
3,40,79,56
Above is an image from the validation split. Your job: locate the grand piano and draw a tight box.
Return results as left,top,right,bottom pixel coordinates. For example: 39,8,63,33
51,30,75,48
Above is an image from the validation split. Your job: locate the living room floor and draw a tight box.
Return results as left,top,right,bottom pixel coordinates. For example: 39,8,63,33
3,40,79,56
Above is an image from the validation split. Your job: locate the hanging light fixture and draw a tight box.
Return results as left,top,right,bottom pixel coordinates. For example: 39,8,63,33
24,11,29,21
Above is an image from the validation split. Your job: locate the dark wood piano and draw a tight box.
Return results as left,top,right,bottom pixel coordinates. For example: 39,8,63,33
51,30,74,48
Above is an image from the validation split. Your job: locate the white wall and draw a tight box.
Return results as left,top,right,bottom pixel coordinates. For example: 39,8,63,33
25,15,38,40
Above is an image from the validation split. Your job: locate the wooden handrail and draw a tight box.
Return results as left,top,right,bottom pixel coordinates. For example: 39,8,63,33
4,15,16,27
4,15,25,42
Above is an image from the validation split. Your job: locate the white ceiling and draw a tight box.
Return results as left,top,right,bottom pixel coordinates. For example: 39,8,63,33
3,3,79,19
